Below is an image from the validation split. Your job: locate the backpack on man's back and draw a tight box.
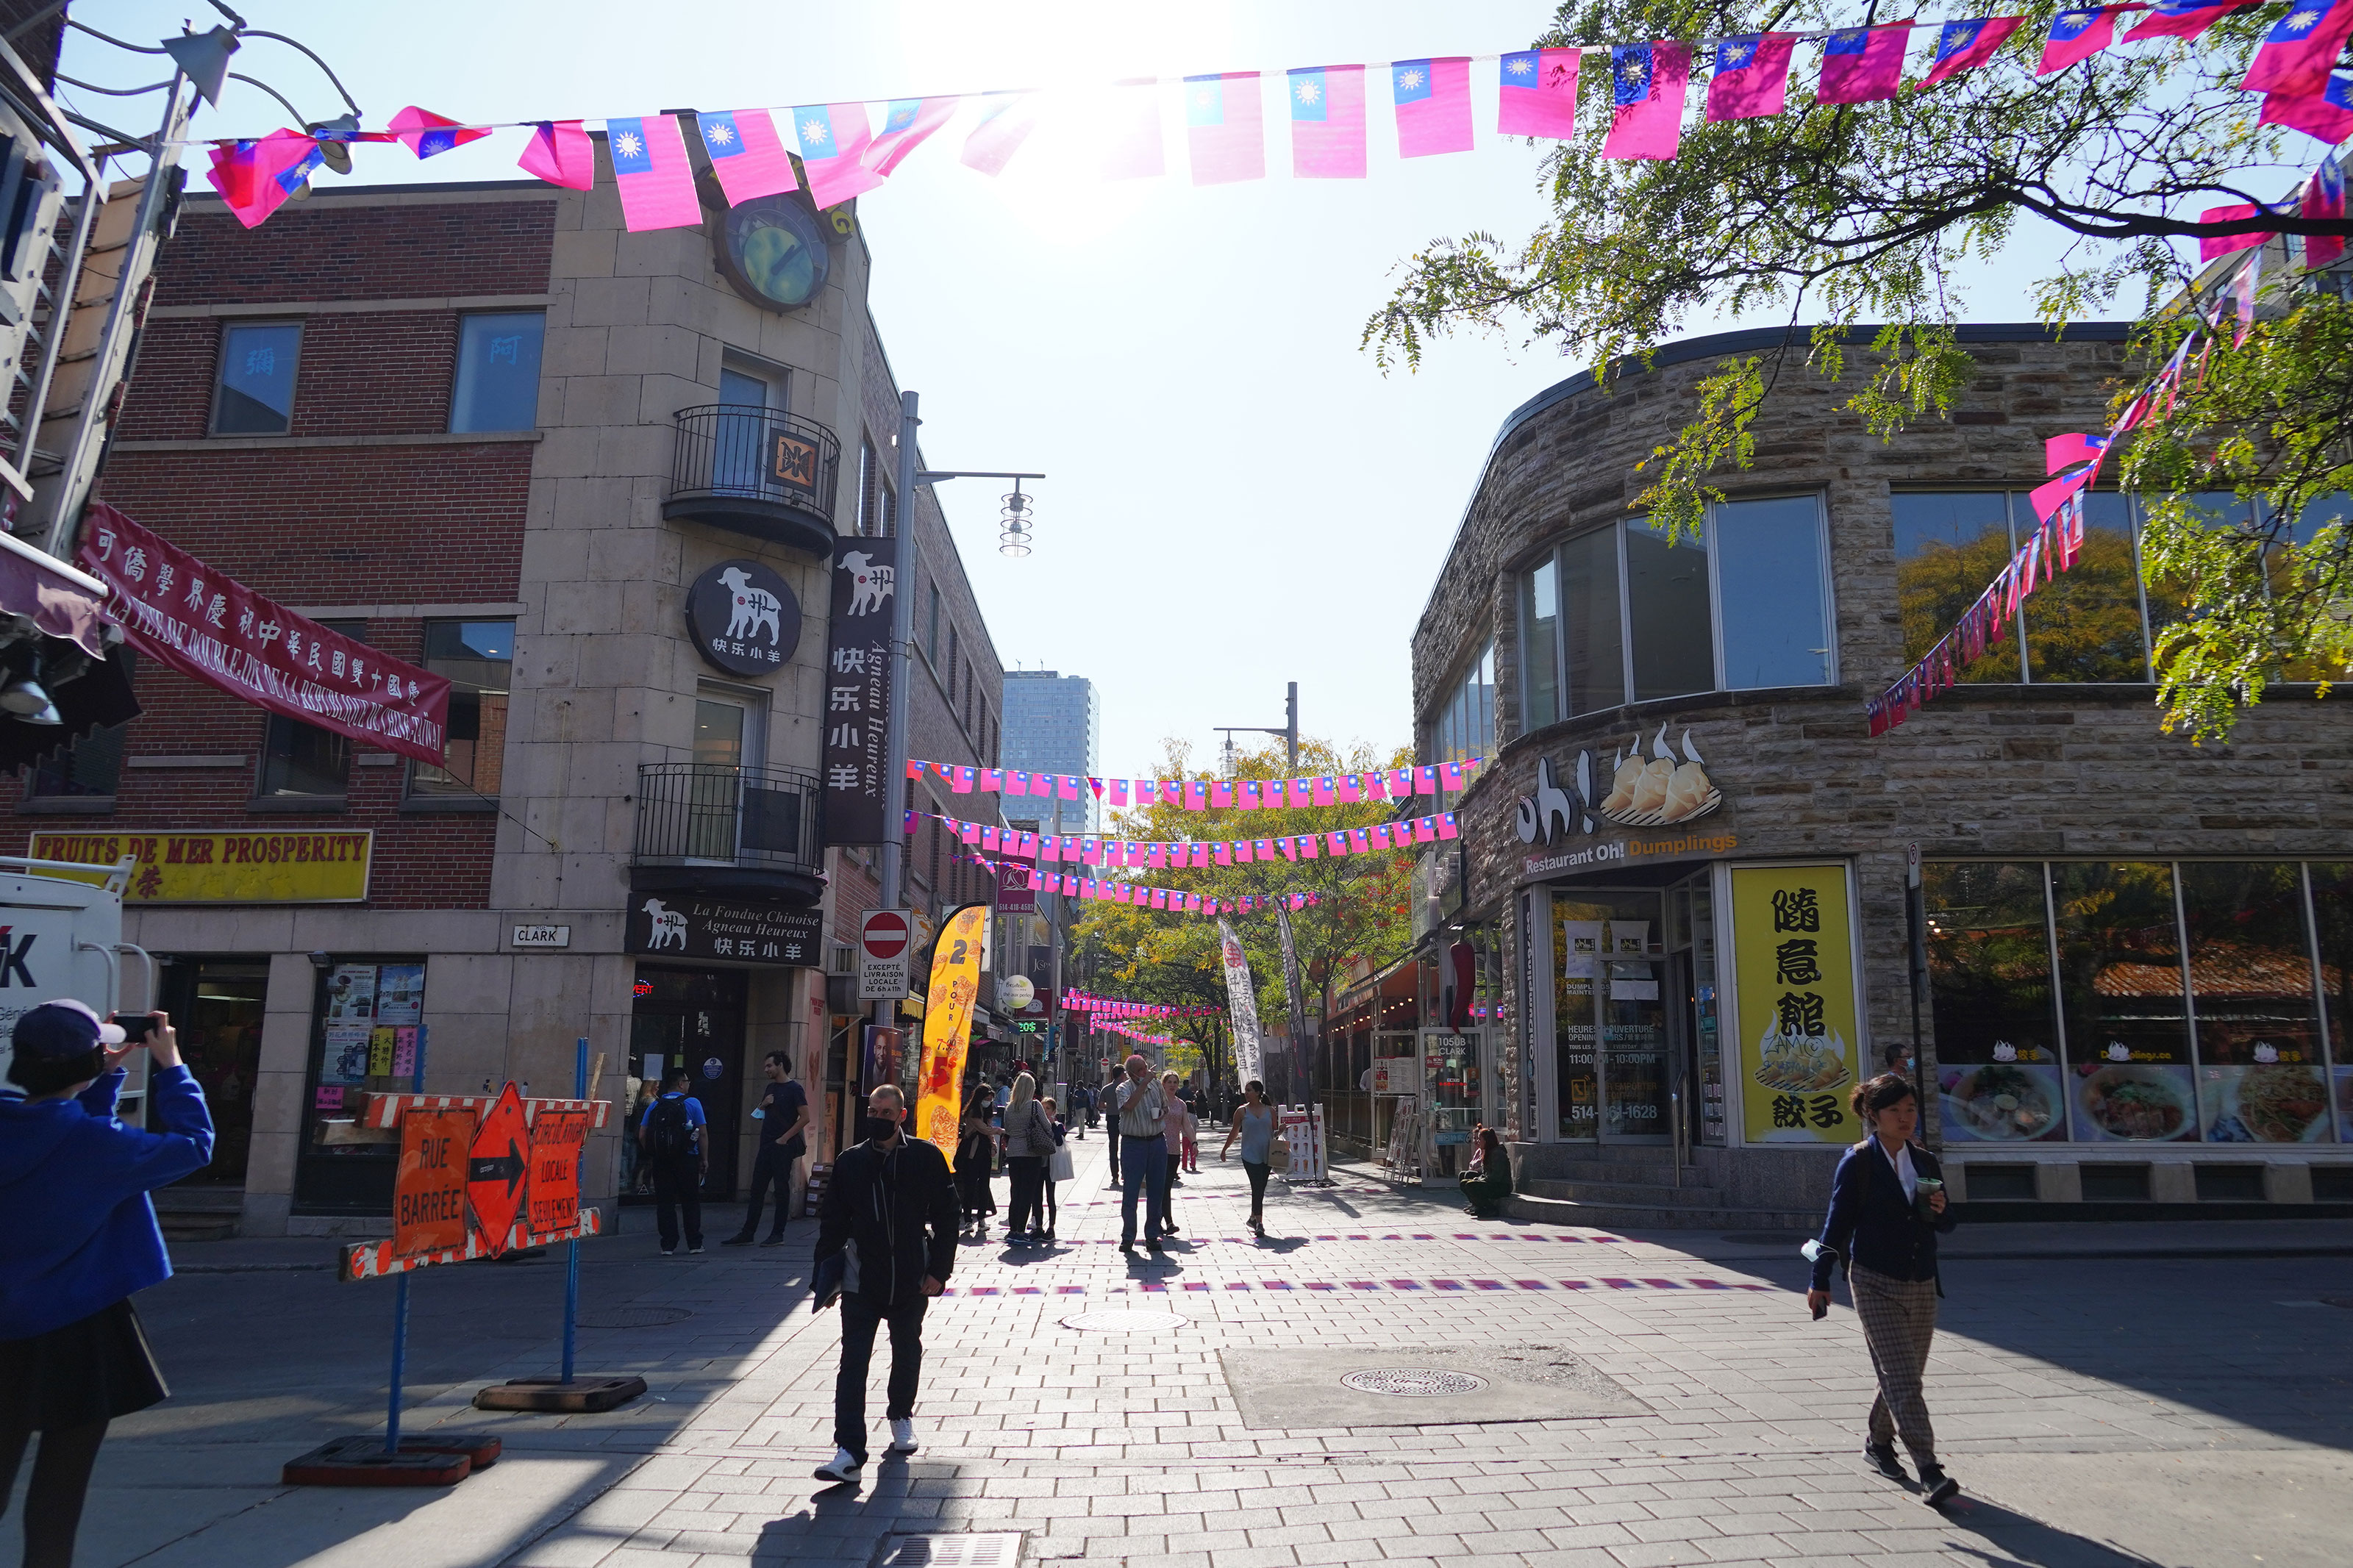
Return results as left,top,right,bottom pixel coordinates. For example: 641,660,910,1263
646,1095,694,1161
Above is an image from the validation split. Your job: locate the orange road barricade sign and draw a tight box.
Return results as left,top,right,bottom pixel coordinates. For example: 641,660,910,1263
393,1107,476,1258
527,1108,588,1235
466,1082,530,1257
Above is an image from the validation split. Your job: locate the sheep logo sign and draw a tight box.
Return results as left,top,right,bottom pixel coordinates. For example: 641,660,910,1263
820,533,898,844
685,559,801,679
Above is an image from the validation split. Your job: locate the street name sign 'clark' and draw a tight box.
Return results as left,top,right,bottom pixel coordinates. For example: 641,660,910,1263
77,504,451,765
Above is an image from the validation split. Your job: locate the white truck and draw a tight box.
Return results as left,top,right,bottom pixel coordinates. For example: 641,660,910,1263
0,853,154,1109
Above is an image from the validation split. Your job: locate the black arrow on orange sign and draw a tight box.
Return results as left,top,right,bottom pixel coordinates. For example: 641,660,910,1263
469,1139,525,1195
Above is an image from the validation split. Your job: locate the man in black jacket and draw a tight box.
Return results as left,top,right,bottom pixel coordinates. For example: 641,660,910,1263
813,1082,957,1484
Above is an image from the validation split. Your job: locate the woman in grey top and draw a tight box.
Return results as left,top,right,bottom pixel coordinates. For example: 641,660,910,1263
1219,1078,1278,1236
999,1073,1054,1247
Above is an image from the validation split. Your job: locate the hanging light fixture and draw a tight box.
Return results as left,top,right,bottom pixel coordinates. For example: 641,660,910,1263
0,663,60,724
998,485,1035,556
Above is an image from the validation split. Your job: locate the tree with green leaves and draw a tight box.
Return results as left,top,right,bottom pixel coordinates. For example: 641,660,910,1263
1068,739,1418,1092
1365,4,2353,740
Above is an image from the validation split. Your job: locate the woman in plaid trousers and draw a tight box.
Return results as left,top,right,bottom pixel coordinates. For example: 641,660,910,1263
1807,1073,1960,1507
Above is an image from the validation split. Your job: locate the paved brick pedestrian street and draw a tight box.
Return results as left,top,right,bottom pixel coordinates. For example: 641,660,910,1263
63,1136,2353,1568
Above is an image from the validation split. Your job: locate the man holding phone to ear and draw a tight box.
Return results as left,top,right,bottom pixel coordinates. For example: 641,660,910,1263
1,1001,213,1568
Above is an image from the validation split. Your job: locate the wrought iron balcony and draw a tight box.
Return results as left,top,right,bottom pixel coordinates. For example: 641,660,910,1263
663,404,840,556
632,762,825,906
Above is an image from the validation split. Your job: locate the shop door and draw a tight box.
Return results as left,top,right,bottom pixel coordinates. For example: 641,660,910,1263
625,967,749,1200
157,958,270,1184
1601,951,1672,1142
1418,1028,1490,1178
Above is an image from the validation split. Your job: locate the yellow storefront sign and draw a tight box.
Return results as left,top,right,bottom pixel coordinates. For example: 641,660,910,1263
1730,864,1860,1145
913,903,989,1155
31,831,372,903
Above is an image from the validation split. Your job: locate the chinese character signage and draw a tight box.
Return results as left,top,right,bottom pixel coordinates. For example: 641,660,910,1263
32,829,371,903
821,534,896,844
685,558,801,679
1731,864,1860,1145
624,895,821,965
76,504,451,765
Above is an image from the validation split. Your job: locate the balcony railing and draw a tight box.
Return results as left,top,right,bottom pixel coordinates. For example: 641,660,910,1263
663,404,840,555
634,763,824,890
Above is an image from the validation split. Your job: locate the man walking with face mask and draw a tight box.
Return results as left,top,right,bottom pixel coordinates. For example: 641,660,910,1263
813,1083,957,1486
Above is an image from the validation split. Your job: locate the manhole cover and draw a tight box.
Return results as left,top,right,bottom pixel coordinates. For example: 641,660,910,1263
873,1533,1021,1567
1060,1309,1186,1333
1339,1368,1489,1397
576,1305,693,1328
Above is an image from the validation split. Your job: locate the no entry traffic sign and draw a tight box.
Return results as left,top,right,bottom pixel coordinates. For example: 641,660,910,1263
466,1083,529,1257
394,1107,476,1259
860,909,911,1000
526,1108,587,1235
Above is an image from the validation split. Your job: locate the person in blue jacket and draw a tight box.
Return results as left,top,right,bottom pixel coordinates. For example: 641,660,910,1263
1,1000,212,1568
1807,1071,1960,1508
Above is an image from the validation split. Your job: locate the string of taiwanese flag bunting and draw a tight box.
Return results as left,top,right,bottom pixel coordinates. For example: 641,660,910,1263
197,4,2353,230
918,807,1462,867
943,835,1324,916
1063,992,1225,1019
1868,138,2349,735
1098,1020,1190,1048
906,757,1478,809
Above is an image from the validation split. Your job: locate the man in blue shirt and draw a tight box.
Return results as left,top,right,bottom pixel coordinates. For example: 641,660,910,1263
637,1067,707,1254
726,1050,808,1247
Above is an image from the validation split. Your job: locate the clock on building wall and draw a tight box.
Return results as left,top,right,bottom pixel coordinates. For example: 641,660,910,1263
713,194,831,312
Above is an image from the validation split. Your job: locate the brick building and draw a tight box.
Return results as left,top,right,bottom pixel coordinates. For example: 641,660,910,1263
1406,323,2353,1225
9,151,1006,1236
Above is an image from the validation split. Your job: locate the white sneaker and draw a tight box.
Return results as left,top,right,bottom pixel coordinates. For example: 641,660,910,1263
887,1418,918,1454
813,1446,862,1483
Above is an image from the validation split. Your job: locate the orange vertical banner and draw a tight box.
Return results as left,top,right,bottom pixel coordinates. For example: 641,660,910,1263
915,903,990,1153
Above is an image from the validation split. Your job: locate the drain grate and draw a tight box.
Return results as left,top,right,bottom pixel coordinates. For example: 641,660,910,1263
873,1532,1021,1567
1060,1308,1185,1333
575,1305,693,1328
1340,1368,1490,1397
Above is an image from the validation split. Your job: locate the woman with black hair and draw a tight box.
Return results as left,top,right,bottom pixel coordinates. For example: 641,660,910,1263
1458,1126,1512,1219
1807,1071,1961,1507
1,1002,213,1567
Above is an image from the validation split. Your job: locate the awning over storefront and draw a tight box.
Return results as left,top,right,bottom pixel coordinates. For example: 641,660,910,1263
0,528,111,656
0,529,139,772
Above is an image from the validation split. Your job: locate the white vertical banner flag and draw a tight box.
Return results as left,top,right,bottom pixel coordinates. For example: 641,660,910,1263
1218,919,1265,1088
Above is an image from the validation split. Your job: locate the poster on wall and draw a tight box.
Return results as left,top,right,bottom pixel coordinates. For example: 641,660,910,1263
321,1023,374,1086
376,963,426,1025
1554,917,1602,1139
1730,864,1861,1145
325,964,377,1021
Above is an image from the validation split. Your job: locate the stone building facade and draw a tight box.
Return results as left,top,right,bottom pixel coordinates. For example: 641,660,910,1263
9,148,1006,1236
1412,323,2353,1225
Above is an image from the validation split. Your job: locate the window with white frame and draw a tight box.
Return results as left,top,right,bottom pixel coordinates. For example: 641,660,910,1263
1432,640,1495,763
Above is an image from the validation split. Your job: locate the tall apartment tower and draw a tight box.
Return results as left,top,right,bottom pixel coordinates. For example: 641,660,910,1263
1001,670,1100,837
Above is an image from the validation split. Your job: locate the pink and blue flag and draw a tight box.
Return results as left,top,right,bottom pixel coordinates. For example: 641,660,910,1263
1392,57,1473,157
2261,71,2353,144
1212,781,1234,808
1707,33,1796,122
2244,0,2353,99
864,97,957,177
2127,0,2252,40
389,106,489,160
960,93,1038,177
1499,48,1581,137
1818,24,1914,104
1604,43,1689,160
2038,8,2127,74
697,110,797,207
1924,18,2021,85
607,115,703,232
2198,201,2283,260
793,103,884,208
2045,433,2110,472
1288,65,1366,178
519,121,595,190
1238,780,1260,809
2305,157,2348,268
1185,73,1265,185
206,129,324,229
1102,79,1165,180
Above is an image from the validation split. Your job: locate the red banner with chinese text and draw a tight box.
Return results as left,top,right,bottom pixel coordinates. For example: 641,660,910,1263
76,504,450,765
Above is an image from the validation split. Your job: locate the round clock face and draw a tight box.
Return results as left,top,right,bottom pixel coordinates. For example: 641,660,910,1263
716,195,829,311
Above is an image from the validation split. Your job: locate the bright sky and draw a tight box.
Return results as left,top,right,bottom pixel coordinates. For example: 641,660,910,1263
57,1,2080,775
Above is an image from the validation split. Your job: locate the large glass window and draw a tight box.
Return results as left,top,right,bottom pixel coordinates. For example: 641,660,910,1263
213,321,301,435
1432,641,1494,763
257,620,363,799
1924,860,2347,1146
1518,494,1832,724
449,312,544,433
408,620,512,798
2012,492,2147,682
1891,492,2021,680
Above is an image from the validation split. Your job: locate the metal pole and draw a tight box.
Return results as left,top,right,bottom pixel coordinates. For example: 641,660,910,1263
1905,845,1929,1111
563,1034,586,1384
1285,682,1299,773
874,391,921,1058
383,1023,428,1456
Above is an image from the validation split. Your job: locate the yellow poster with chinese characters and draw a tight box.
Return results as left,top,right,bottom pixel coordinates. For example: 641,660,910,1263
913,903,990,1156
30,830,371,903
1732,864,1861,1145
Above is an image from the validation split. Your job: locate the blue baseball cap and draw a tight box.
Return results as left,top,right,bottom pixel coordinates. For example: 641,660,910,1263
13,1000,126,1059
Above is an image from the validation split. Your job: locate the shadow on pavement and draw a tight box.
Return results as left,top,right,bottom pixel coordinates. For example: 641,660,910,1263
1927,1492,2162,1568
